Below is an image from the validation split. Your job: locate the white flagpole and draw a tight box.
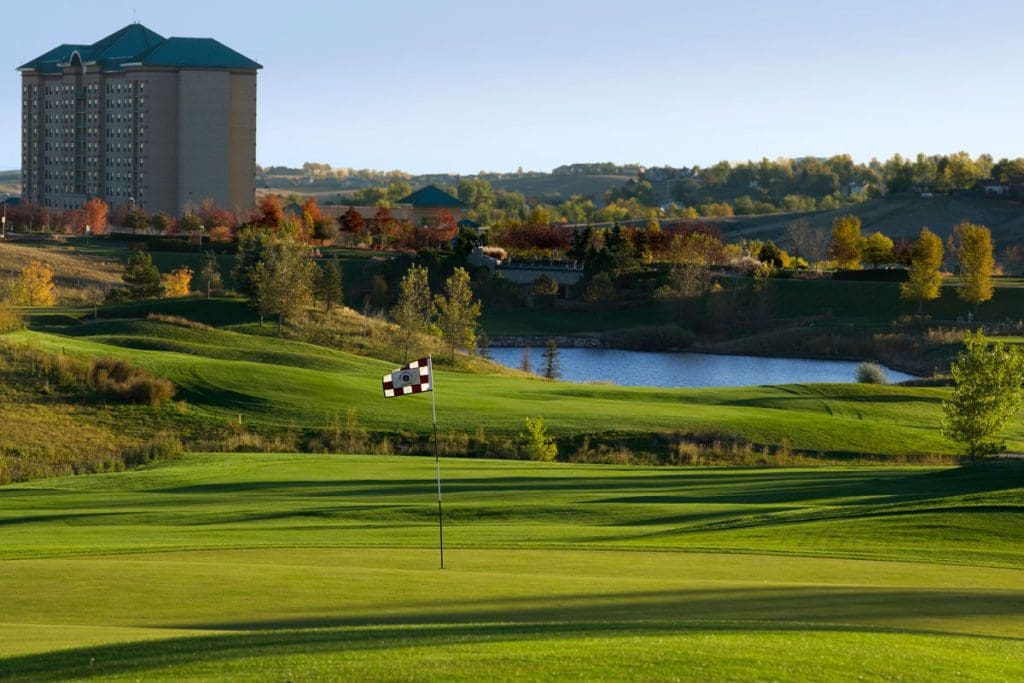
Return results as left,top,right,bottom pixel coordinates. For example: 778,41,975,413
429,355,444,569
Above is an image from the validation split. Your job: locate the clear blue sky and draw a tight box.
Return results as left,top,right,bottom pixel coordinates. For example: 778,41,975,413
5,0,1024,174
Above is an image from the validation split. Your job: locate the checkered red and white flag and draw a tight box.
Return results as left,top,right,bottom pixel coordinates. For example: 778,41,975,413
382,357,432,398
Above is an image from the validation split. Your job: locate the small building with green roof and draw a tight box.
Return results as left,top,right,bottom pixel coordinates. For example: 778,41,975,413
19,23,262,217
395,184,467,226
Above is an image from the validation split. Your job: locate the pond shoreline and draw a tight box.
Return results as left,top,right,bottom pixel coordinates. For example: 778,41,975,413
488,334,924,377
486,345,918,387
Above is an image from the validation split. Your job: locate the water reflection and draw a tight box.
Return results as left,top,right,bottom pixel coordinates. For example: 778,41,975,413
487,347,916,388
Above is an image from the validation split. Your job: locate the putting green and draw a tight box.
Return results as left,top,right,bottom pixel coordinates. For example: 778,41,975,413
1,454,1022,679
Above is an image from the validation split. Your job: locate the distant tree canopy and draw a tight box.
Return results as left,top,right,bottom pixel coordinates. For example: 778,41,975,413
256,151,1023,232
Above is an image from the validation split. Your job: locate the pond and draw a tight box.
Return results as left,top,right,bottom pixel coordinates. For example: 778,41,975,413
487,347,917,388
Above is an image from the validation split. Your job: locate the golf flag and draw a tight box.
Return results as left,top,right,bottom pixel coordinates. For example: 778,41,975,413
382,357,432,398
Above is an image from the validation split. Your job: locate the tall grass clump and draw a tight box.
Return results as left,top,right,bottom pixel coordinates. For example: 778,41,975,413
0,303,24,333
856,362,888,384
2,342,175,405
146,313,215,331
91,358,175,405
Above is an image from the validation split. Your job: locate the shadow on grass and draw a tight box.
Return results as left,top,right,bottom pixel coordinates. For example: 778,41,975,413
4,585,1024,681
152,462,1023,507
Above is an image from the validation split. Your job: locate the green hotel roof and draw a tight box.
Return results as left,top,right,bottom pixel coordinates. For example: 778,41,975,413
18,23,262,74
397,185,467,209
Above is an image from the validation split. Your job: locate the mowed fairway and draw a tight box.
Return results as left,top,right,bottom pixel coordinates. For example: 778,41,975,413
12,318,1024,458
1,454,1023,680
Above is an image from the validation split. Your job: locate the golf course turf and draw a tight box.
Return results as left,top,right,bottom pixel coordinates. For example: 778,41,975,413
1,454,1022,680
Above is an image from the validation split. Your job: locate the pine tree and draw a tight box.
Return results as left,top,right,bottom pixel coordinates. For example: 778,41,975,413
477,329,491,359
122,250,163,299
541,338,561,380
520,347,533,373
316,258,344,311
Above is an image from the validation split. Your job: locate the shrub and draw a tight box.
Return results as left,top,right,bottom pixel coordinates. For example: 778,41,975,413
856,362,888,384
519,417,558,461
0,304,24,333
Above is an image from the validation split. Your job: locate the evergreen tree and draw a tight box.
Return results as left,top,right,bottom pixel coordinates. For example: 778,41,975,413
520,347,533,373
316,258,344,311
233,230,274,297
122,250,163,299
541,338,561,380
567,225,593,263
477,329,491,359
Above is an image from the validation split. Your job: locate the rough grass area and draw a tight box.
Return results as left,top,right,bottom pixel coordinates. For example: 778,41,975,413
0,240,122,304
7,318,1002,466
0,454,1021,679
709,192,1024,244
0,341,185,482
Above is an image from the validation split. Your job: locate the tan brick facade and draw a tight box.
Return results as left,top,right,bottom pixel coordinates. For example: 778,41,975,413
19,26,260,217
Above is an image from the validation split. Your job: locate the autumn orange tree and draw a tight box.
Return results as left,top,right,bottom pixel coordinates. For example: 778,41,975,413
255,194,284,230
425,209,459,247
371,206,397,246
339,206,365,234
199,198,236,230
79,198,109,236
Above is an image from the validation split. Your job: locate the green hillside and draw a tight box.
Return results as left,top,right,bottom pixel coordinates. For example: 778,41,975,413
6,317,1001,461
710,193,1024,243
0,454,1021,680
489,173,633,201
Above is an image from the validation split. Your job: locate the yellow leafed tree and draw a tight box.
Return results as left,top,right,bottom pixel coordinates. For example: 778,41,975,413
955,222,994,312
10,261,56,306
162,266,193,298
900,227,944,313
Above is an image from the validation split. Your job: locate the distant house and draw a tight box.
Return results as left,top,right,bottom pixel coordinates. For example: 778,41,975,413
980,181,1009,196
395,185,467,226
316,184,469,228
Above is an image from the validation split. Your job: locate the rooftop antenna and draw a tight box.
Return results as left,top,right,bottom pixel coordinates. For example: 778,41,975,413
132,9,138,24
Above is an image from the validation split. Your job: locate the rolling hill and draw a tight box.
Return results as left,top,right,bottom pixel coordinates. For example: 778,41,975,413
707,192,1024,244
